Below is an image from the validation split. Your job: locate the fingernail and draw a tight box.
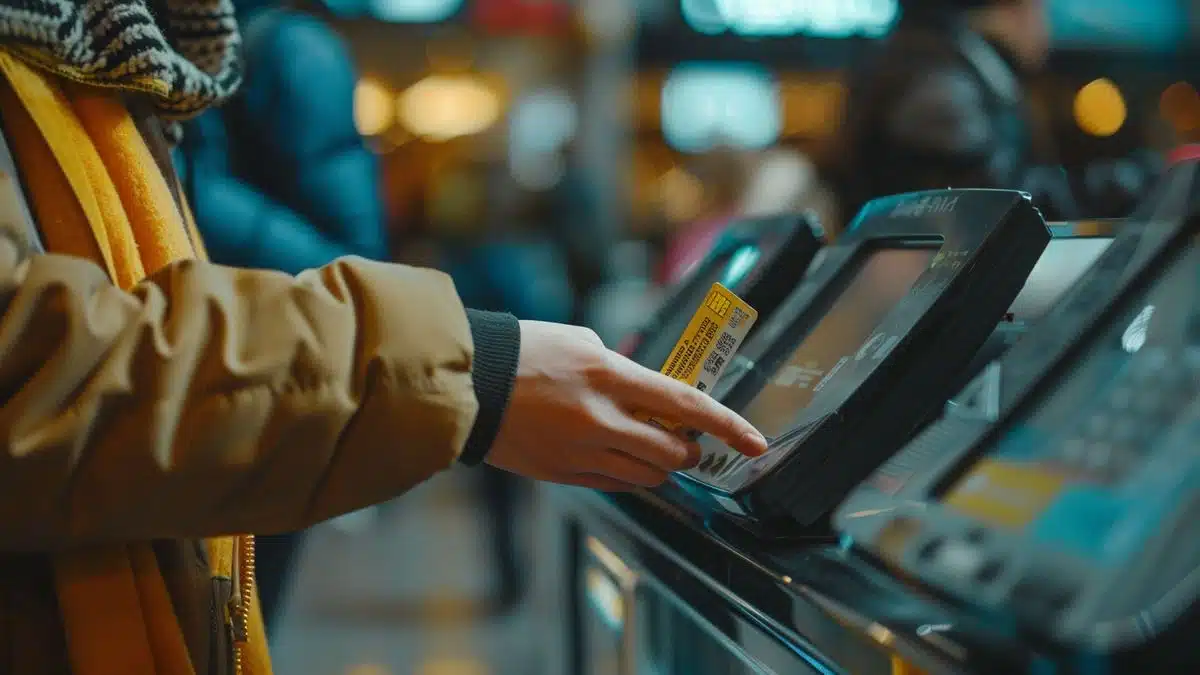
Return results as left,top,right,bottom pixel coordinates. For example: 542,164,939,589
742,430,768,456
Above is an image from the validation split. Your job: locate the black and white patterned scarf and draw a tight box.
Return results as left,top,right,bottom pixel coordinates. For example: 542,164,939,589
0,0,242,118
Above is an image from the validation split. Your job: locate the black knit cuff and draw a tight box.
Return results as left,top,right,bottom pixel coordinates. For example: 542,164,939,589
460,310,521,466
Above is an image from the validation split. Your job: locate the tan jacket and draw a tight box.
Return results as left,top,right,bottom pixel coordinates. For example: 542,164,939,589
0,60,518,675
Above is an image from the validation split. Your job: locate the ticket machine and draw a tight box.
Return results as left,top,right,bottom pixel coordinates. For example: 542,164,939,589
837,153,1200,652
623,214,822,370
678,189,1050,529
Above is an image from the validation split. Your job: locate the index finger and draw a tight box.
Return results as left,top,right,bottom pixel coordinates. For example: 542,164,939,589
606,356,768,457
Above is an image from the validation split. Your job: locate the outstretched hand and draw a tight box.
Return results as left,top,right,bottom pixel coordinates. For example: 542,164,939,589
485,321,768,491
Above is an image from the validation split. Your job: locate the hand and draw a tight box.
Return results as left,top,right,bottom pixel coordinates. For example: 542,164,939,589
485,321,768,491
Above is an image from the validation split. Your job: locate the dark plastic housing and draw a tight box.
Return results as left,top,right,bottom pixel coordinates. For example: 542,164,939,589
678,189,1051,529
950,221,1122,401
836,158,1200,652
624,213,823,371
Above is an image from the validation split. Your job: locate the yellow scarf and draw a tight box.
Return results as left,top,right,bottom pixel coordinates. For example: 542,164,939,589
0,52,270,675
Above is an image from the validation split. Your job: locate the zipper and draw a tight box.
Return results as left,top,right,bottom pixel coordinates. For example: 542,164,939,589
230,534,256,675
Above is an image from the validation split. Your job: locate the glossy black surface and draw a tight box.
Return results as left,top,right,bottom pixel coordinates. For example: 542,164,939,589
552,483,1200,675
626,213,822,371
683,190,1050,526
831,157,1200,657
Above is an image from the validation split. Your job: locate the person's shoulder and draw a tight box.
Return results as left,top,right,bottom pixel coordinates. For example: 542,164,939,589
867,27,971,82
242,8,352,79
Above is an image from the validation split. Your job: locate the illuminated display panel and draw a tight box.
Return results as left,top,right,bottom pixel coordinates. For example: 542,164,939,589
689,246,936,482
739,247,936,439
1049,0,1189,51
941,249,1200,565
368,0,463,22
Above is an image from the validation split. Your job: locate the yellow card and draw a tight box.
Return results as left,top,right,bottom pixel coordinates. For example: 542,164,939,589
643,283,758,433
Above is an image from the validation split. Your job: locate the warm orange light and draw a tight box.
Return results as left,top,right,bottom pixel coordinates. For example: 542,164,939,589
658,168,704,223
1161,81,1200,133
354,77,395,137
1073,78,1126,137
398,75,501,142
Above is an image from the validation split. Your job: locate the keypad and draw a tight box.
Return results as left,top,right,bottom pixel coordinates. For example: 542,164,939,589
1058,344,1200,480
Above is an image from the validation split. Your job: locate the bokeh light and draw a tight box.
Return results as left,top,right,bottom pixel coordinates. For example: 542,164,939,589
1160,81,1200,133
398,75,501,141
354,77,396,137
1073,78,1127,137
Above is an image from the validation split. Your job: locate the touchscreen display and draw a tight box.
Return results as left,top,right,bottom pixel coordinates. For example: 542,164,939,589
1008,238,1112,321
941,249,1200,563
740,247,937,439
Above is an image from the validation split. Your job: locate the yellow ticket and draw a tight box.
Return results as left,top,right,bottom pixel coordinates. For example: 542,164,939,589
643,283,758,433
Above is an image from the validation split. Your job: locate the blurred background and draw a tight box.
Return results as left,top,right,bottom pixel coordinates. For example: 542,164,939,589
200,1,1200,673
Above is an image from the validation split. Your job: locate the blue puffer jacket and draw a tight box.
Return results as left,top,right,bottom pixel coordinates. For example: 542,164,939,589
176,6,388,274
178,4,577,324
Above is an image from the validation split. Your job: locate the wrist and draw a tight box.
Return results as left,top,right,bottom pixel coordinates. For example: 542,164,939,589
460,310,521,465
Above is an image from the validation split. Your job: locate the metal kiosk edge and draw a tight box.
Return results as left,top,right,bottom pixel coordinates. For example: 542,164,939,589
678,188,1050,531
836,156,1200,653
624,213,823,370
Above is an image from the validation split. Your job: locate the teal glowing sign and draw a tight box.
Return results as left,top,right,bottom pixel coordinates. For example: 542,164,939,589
368,0,463,22
682,0,899,38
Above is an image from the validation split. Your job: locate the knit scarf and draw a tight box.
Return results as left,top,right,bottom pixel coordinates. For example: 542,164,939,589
0,43,271,675
0,0,241,117
0,3,268,674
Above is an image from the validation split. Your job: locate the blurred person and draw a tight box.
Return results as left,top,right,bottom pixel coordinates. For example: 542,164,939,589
444,163,574,325
0,4,770,675
658,146,751,285
175,0,389,632
739,147,839,236
833,0,1160,225
438,162,575,613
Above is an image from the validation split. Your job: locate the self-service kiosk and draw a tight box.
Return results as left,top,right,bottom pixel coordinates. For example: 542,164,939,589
837,154,1200,653
551,158,1200,675
949,221,1119,414
623,214,822,370
677,189,1050,528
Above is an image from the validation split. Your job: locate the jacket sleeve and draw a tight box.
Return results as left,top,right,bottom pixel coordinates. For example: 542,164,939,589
0,221,518,551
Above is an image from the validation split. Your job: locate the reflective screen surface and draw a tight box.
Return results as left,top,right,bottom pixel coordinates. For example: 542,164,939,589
942,247,1200,566
688,246,936,485
741,247,937,439
1008,238,1113,321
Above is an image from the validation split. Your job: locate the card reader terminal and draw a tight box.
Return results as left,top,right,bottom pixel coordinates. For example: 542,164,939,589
625,213,821,371
836,156,1200,651
681,189,1050,528
950,223,1119,407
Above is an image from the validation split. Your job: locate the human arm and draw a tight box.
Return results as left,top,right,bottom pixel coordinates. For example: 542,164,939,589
186,164,359,274
0,227,765,550
0,220,496,549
